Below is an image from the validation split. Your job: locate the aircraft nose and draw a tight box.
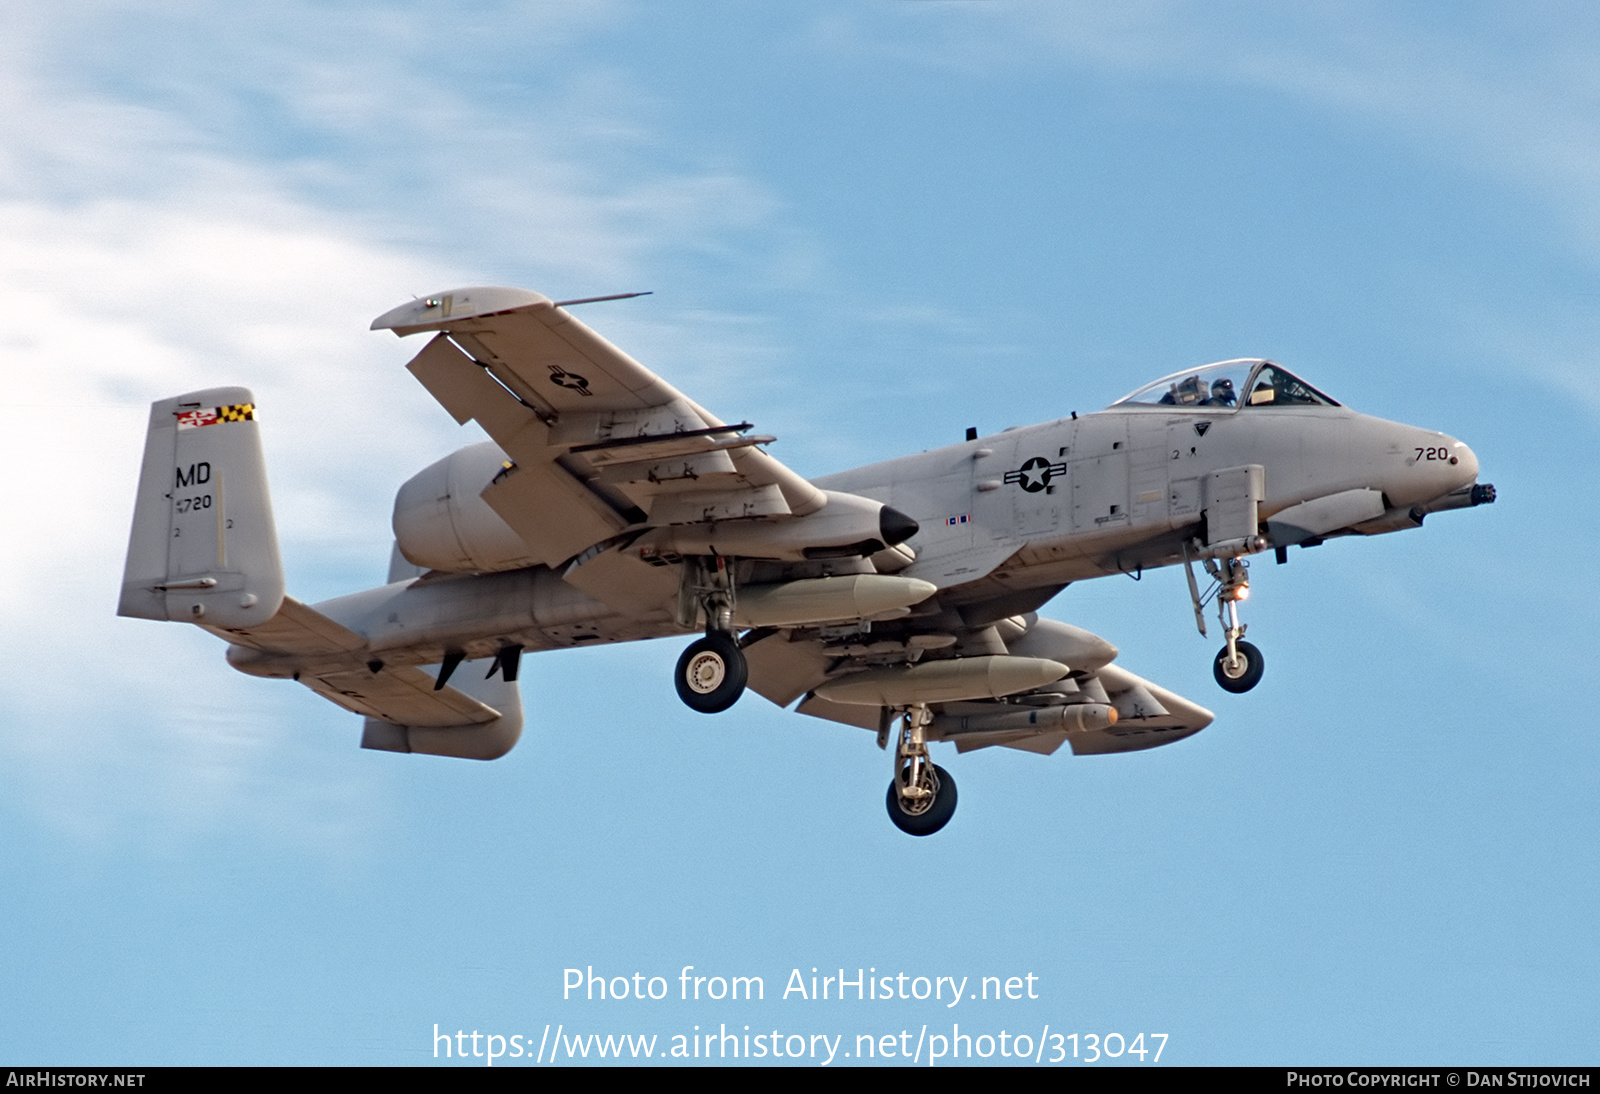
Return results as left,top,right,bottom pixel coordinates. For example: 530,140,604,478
1449,438,1479,486
1385,427,1484,507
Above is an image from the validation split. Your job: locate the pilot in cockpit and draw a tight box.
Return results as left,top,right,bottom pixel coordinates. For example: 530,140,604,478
1207,377,1237,407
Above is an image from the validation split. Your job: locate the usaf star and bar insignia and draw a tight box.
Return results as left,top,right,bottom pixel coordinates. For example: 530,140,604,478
1004,456,1068,493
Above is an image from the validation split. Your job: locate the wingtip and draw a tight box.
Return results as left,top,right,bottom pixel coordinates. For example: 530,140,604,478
370,287,552,335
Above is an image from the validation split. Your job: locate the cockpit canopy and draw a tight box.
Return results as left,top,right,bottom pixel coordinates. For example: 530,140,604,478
1110,359,1339,410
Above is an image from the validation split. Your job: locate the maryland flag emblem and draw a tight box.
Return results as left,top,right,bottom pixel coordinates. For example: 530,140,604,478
176,403,255,429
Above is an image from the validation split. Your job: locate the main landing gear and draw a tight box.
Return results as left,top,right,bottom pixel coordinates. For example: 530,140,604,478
1184,545,1267,694
675,630,748,713
674,560,748,713
670,556,958,836
885,705,958,836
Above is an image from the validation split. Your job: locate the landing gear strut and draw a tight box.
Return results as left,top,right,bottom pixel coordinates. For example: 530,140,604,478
673,557,748,713
1210,558,1263,693
885,705,958,836
1184,544,1266,694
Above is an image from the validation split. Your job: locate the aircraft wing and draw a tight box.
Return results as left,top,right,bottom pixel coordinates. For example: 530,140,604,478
372,288,825,578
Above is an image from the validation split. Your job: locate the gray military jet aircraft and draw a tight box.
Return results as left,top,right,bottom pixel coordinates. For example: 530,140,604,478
118,287,1494,835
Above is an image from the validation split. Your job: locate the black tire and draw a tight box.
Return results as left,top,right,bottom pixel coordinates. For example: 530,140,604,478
885,763,958,836
1213,639,1265,693
674,633,748,713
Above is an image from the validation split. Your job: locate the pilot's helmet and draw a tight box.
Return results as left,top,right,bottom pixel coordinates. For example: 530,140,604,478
1210,378,1237,405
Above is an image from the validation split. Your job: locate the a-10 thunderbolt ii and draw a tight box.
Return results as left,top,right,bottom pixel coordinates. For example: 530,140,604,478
118,287,1495,835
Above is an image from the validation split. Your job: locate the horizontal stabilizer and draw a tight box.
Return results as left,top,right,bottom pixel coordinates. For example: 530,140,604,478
213,596,525,760
214,595,367,659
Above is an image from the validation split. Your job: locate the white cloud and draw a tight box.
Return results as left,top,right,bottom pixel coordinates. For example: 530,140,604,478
0,187,457,848
0,0,801,850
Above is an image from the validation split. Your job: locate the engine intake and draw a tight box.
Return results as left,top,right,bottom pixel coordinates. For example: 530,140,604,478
392,443,540,573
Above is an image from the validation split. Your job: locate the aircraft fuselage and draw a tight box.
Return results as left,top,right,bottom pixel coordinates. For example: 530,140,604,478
227,387,1481,682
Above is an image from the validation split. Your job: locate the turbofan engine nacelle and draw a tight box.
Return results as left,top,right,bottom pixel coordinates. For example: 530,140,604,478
392,442,539,574
393,447,921,573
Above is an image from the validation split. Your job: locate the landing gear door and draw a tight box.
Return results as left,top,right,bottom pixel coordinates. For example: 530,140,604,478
1203,464,1265,545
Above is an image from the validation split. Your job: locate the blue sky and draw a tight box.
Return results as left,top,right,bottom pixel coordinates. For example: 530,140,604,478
1,1,1595,1066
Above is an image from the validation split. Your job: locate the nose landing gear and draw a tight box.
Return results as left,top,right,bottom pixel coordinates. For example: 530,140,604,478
1184,543,1267,694
1211,559,1264,693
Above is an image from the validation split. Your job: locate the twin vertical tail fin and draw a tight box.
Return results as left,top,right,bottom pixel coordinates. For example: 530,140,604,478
118,388,286,629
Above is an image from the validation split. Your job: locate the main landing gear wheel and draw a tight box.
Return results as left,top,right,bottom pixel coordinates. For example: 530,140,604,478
1213,639,1265,694
886,763,957,836
675,632,748,713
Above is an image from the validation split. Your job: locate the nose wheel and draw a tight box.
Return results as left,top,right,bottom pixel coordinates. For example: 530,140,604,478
1213,639,1264,693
